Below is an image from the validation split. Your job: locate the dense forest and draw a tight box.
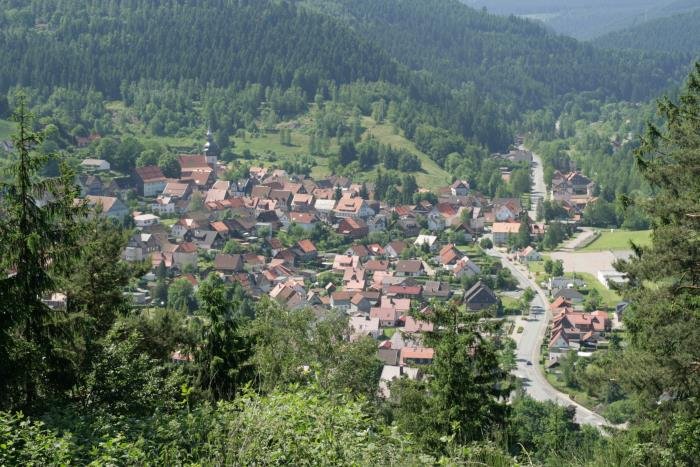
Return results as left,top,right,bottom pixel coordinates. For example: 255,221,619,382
303,0,690,106
593,9,700,54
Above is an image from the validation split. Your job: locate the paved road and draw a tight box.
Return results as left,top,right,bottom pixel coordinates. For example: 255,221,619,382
492,250,611,428
492,146,612,429
525,146,547,221
559,227,596,251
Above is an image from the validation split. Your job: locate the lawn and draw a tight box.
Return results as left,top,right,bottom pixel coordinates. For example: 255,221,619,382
500,295,520,312
579,229,651,252
566,272,622,310
102,101,451,189
0,119,16,140
456,244,483,256
362,117,451,190
544,370,601,413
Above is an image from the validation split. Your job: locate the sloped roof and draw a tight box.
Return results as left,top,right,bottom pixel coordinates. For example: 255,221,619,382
134,165,166,182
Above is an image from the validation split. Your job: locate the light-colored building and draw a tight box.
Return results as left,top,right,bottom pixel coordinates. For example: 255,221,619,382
80,158,111,171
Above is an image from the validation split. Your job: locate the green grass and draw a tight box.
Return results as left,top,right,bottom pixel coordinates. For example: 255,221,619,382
544,370,601,413
103,100,451,189
0,119,16,140
579,229,651,252
500,296,520,311
361,117,450,190
456,244,482,256
526,260,549,283
161,218,177,228
566,272,622,310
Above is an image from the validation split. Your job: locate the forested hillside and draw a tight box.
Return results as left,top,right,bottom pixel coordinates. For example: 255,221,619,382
460,0,698,40
0,0,405,98
593,9,700,54
302,0,688,107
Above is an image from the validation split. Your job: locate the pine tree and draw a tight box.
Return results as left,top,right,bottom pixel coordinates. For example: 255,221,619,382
195,274,252,400
613,63,700,461
0,98,85,409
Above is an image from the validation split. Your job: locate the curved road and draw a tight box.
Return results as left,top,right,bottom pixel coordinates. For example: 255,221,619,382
495,147,612,429
492,248,610,428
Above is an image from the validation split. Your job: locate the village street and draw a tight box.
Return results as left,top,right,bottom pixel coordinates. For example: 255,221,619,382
492,247,610,428
490,148,611,428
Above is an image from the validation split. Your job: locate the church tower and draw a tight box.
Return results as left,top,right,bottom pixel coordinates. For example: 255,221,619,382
203,128,220,166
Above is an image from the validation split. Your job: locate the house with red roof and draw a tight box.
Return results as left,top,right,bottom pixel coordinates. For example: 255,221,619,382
438,243,463,268
337,218,369,239
400,347,434,366
295,239,318,261
549,309,611,351
132,165,167,197
492,222,521,246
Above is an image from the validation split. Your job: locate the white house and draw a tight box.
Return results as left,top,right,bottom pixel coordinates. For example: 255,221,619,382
517,246,541,263
134,213,160,228
453,257,481,279
414,234,438,252
597,270,628,289
349,316,381,341
492,222,521,246
80,158,111,171
333,196,375,219
152,196,175,214
450,180,470,197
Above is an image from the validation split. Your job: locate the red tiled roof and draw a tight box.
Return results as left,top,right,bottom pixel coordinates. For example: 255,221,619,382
297,239,317,254
135,165,166,182
175,242,197,253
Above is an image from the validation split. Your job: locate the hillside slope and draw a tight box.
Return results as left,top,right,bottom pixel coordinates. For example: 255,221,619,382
302,0,688,107
593,9,700,54
0,0,404,98
460,0,699,40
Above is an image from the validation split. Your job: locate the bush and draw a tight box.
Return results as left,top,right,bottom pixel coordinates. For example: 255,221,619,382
604,399,637,424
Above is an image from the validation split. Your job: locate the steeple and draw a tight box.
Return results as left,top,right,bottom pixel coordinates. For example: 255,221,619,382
203,127,220,165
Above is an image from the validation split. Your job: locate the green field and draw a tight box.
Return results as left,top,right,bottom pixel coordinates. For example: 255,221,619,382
566,272,622,309
0,119,16,140
579,229,652,252
107,99,451,189
361,117,451,190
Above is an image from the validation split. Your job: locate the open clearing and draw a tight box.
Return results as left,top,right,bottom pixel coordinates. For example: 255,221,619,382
579,229,651,252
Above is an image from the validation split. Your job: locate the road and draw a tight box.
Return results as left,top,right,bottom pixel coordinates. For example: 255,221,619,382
493,146,612,429
493,249,611,428
525,146,547,221
559,227,596,251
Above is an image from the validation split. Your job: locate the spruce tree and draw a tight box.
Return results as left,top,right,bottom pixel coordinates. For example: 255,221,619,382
614,63,700,461
0,98,85,409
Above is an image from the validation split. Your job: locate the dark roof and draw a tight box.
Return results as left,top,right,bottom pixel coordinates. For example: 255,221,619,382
464,281,498,306
423,281,451,297
215,254,244,272
553,288,585,301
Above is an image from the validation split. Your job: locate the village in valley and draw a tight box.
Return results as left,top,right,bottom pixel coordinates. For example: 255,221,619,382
61,127,630,405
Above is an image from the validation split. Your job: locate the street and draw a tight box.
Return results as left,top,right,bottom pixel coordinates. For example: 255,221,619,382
493,248,610,428
491,147,612,429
